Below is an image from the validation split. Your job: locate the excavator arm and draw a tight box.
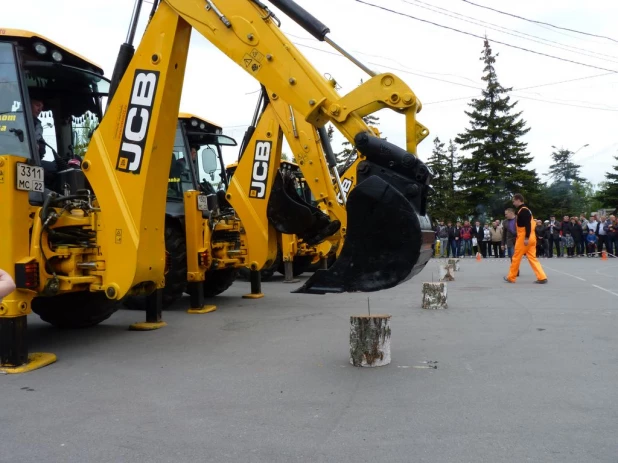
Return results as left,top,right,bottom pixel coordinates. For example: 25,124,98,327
86,0,432,298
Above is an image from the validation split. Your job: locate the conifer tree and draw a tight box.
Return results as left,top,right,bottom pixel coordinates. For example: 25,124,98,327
454,38,539,219
596,155,618,209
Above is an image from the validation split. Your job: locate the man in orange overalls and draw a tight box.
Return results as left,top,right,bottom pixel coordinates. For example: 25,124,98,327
504,193,548,284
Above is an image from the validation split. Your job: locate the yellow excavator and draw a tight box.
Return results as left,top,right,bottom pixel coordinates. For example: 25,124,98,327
228,158,333,282
122,113,248,312
0,0,432,373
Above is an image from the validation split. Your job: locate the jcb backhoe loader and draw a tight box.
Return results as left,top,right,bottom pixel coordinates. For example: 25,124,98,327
228,159,332,282
1,0,432,373
123,113,248,313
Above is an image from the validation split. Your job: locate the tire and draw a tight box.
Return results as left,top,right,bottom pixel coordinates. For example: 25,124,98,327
32,291,120,329
201,267,238,297
122,221,187,311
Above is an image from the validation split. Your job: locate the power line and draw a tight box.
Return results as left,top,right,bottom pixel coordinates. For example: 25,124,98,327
461,0,618,44
354,0,618,73
401,0,618,63
292,42,618,110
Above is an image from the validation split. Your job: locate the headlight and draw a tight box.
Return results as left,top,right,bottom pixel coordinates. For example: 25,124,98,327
191,119,198,127
34,42,47,55
199,123,205,130
51,50,63,62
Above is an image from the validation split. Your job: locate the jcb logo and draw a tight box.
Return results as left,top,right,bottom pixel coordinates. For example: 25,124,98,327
116,70,160,173
336,177,353,203
249,141,271,199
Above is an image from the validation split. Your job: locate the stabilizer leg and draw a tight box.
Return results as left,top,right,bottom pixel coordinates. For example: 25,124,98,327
0,316,56,374
243,270,264,299
130,289,167,330
187,281,217,314
283,261,300,284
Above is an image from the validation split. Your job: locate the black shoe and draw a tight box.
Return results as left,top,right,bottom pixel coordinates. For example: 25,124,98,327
503,276,515,283
534,279,548,284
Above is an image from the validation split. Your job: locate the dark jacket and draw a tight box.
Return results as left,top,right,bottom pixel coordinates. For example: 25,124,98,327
535,225,546,240
447,226,458,241
435,224,449,239
561,220,572,236
472,224,484,240
502,219,517,248
570,222,583,240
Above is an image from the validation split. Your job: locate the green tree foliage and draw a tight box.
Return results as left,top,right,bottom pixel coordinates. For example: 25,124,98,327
425,137,462,221
454,38,539,220
545,147,587,216
596,156,618,210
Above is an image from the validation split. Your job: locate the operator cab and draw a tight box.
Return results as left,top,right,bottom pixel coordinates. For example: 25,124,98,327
0,29,109,203
168,113,236,216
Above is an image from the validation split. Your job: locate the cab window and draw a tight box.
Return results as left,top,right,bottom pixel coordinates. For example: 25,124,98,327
0,42,31,158
168,124,193,200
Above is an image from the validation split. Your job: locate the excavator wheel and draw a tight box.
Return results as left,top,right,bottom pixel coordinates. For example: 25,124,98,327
123,221,187,310
31,291,120,329
201,268,238,298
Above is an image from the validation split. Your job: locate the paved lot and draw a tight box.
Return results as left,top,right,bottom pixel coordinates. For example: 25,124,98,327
2,257,617,463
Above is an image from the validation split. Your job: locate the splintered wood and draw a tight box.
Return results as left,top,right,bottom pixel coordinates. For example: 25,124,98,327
447,259,460,271
350,315,392,367
422,282,448,309
439,264,455,281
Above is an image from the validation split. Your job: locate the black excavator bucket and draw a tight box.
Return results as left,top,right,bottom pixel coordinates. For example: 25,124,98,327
293,133,434,294
267,170,341,243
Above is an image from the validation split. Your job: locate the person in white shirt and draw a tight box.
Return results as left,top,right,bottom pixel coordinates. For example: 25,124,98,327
596,215,608,255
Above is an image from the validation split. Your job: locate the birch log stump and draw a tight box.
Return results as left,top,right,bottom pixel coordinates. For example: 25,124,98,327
422,282,448,309
350,315,392,367
448,259,460,271
439,264,455,281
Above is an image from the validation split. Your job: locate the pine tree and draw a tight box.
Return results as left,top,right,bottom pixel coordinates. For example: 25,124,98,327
425,137,463,221
454,38,539,220
596,155,618,209
547,147,584,184
545,147,587,215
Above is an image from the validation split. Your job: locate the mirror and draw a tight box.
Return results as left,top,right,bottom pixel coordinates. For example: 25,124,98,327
201,146,219,174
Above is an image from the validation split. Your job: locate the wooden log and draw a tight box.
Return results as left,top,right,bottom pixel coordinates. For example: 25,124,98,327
422,282,448,310
349,315,392,367
447,259,460,271
439,264,455,281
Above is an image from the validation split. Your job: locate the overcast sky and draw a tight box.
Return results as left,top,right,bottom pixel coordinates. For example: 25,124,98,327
6,0,617,186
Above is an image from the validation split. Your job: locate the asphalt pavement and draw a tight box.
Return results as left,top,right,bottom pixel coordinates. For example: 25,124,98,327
1,256,617,463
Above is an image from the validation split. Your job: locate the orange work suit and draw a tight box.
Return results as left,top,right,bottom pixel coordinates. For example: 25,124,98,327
507,206,547,282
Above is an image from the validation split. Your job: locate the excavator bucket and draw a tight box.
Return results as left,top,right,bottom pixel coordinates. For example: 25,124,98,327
293,134,434,294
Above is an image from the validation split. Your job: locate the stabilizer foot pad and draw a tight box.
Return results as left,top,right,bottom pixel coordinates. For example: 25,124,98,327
0,353,57,374
242,293,264,299
187,305,217,314
283,279,300,284
129,321,167,331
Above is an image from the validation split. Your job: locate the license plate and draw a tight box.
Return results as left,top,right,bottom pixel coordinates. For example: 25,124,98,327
197,194,209,211
16,163,44,192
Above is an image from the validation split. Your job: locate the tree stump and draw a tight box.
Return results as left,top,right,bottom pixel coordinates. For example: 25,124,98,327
439,264,455,281
349,315,392,367
448,259,460,271
422,282,448,309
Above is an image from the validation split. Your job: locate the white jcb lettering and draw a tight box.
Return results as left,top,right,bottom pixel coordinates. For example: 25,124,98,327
249,141,272,199
254,141,271,161
121,142,142,171
252,161,268,181
124,107,149,142
131,72,157,106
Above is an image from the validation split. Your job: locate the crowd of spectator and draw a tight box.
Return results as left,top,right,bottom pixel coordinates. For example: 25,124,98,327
433,212,617,259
